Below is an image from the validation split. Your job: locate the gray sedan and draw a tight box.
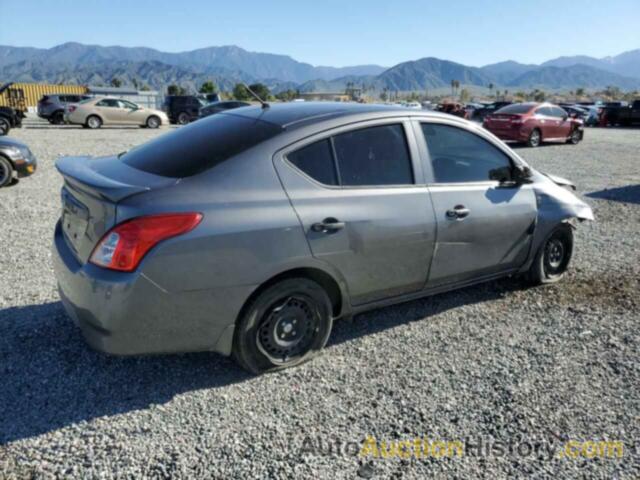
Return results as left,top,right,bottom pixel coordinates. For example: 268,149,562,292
52,102,593,373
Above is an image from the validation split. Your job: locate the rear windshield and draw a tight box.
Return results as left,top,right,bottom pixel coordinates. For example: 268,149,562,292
122,113,283,177
496,104,534,114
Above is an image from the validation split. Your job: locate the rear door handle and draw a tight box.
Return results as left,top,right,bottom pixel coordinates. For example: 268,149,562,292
311,217,345,234
446,205,470,220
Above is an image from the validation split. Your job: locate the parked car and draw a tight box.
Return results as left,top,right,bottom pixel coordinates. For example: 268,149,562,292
471,101,512,121
559,105,589,122
163,95,208,124
436,102,469,119
37,94,90,124
0,83,25,136
204,93,222,103
0,137,37,187
199,101,250,119
580,106,600,127
53,102,593,373
483,102,583,147
65,97,168,129
599,99,640,126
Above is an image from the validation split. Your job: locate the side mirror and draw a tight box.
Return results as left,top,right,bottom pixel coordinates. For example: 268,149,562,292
513,165,533,184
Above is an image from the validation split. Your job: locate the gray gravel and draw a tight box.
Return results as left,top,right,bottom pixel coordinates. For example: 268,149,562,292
1,118,639,479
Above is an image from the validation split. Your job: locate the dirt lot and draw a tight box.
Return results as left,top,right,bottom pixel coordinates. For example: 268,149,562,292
0,118,639,479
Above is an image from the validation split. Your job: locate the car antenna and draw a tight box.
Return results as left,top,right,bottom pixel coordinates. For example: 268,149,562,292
242,83,270,109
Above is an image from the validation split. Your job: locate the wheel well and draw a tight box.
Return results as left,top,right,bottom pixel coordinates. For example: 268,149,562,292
0,152,14,168
238,268,343,322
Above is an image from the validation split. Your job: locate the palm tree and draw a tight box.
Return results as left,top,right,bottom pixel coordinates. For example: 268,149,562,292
489,83,494,98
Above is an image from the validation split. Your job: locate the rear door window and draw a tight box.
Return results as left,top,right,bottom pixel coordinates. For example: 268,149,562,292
122,113,283,177
286,124,414,187
333,124,414,186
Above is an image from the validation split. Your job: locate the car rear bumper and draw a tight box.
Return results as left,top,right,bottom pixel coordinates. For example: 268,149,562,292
52,220,247,356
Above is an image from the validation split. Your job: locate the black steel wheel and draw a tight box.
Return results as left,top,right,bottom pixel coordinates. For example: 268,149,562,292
233,278,333,374
177,112,190,125
527,224,573,284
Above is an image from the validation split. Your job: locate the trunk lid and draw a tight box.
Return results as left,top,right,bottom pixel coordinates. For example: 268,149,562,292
56,155,178,263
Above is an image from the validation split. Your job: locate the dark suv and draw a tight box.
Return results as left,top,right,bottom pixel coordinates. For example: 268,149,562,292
163,96,207,125
37,94,90,124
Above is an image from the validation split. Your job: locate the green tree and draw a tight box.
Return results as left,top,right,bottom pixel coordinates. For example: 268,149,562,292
459,88,471,103
110,77,122,88
575,87,586,98
533,89,546,102
233,84,251,100
275,89,299,101
248,83,271,101
167,84,186,95
488,83,494,97
199,81,218,95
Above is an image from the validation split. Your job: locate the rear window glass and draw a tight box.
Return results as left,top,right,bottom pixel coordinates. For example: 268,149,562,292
122,113,283,177
288,139,338,186
496,104,534,114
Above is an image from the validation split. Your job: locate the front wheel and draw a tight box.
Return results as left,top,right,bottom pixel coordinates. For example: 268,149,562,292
146,115,160,129
0,117,10,136
177,112,190,125
527,224,573,285
568,128,582,145
527,128,541,148
0,156,14,187
233,278,334,374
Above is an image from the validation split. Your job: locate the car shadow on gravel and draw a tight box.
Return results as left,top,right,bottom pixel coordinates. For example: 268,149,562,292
0,278,531,445
586,184,640,204
0,301,252,444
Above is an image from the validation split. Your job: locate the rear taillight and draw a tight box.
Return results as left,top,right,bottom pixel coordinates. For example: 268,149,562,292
68,105,77,113
89,213,203,272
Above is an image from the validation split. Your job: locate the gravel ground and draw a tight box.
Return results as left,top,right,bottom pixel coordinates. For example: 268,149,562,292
0,118,639,479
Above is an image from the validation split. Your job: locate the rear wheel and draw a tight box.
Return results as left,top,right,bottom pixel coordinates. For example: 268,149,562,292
52,111,65,125
0,156,14,187
86,115,102,129
233,278,333,374
568,128,581,145
0,117,10,136
527,224,573,284
177,112,190,125
527,128,541,147
146,115,160,129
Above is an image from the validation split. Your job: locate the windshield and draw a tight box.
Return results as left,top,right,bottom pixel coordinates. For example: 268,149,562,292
122,113,283,177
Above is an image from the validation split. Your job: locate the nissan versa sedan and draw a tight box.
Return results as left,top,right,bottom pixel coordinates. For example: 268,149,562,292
53,102,593,373
66,97,169,129
483,102,583,147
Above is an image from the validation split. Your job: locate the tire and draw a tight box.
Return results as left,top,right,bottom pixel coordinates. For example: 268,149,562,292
233,278,334,374
527,128,541,148
177,112,190,125
86,115,102,129
0,155,14,187
146,115,161,129
0,117,10,136
52,111,65,125
527,224,573,285
568,128,581,145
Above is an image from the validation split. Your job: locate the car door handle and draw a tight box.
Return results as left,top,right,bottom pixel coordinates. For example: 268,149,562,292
446,205,470,219
311,218,345,233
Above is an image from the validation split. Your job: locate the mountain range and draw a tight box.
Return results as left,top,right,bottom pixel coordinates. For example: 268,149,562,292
1,42,639,94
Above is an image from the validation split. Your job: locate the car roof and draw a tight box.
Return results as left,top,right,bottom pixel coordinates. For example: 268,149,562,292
224,101,447,130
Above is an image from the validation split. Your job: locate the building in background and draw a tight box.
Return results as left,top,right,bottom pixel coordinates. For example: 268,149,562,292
85,86,162,109
0,83,162,111
296,92,351,102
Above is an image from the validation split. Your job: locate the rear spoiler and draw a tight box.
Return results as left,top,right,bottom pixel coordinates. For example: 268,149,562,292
56,156,175,203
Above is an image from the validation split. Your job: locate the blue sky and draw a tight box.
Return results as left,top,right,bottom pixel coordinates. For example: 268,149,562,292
1,0,638,67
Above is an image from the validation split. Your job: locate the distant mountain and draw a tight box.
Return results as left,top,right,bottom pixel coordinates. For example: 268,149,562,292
542,49,640,79
506,64,640,90
480,61,537,84
0,42,385,83
378,57,493,91
1,42,639,94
